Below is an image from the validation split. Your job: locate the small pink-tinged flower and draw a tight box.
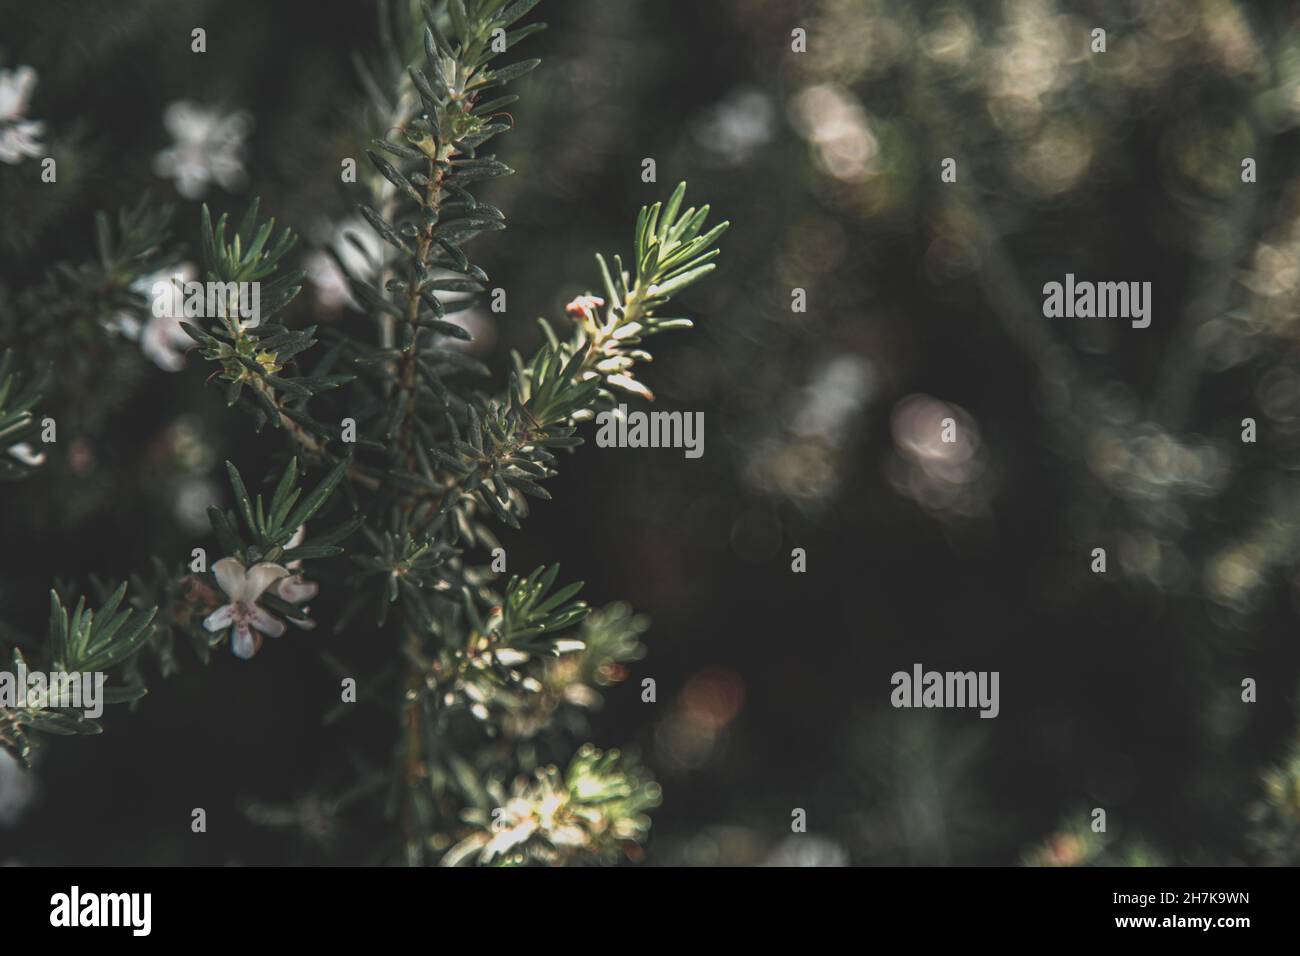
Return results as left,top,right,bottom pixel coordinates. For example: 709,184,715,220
203,558,289,659
274,574,319,631
272,526,318,629
564,295,605,323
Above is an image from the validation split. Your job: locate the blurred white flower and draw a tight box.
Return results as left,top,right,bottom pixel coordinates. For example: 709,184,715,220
104,264,199,371
0,66,45,164
172,476,222,534
893,395,977,471
692,86,775,166
743,355,875,506
141,264,200,371
1086,422,1229,503
762,835,849,867
792,355,874,442
153,101,252,199
889,394,991,516
788,83,878,183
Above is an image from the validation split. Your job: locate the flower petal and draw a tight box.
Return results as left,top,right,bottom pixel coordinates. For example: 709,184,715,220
212,557,247,600
7,442,44,467
231,622,261,659
275,574,318,604
245,603,285,638
163,100,207,140
141,318,186,371
203,604,235,632
0,67,36,121
243,562,289,600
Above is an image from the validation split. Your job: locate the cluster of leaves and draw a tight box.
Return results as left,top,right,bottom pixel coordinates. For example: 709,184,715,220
426,347,595,529
0,202,183,761
1,451,361,764
0,198,179,425
181,200,355,446
335,3,554,503
402,186,730,548
0,206,180,750
579,179,730,404
130,456,357,671
205,456,357,625
6,198,173,344
303,0,727,865
209,456,357,567
496,602,649,740
443,744,661,866
425,564,589,722
422,183,732,521
0,350,44,480
345,518,460,630
0,587,156,768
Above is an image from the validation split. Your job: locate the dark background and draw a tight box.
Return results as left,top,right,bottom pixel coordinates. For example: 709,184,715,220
3,0,1300,865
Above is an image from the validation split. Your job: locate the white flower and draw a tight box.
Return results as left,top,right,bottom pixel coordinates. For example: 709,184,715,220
172,476,222,534
691,86,775,167
203,558,289,659
153,101,252,199
105,264,199,371
0,66,45,165
103,264,199,371
7,442,44,467
274,527,320,629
